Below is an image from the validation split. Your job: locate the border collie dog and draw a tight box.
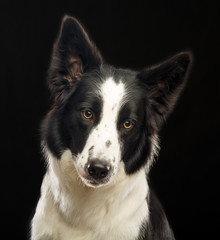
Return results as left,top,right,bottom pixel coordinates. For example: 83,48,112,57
31,16,192,240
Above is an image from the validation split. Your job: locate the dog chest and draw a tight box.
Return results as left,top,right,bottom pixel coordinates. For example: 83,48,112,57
32,165,149,240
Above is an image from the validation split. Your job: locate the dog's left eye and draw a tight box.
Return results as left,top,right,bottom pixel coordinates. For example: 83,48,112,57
82,110,93,120
123,120,134,129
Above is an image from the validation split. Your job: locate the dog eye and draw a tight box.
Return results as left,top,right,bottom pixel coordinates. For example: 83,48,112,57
123,120,134,129
82,110,93,120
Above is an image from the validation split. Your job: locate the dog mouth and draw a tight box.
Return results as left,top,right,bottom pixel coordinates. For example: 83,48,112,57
79,174,111,188
74,163,113,188
87,177,110,187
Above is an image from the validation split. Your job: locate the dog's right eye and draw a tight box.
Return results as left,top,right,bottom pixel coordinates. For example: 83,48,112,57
82,110,93,120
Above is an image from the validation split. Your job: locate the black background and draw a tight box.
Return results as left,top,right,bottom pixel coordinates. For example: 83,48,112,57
1,0,219,239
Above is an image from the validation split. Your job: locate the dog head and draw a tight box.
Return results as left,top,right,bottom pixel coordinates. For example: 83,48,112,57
42,16,192,188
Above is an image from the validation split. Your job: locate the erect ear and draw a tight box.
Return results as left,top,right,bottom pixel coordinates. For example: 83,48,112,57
48,15,103,103
137,52,192,130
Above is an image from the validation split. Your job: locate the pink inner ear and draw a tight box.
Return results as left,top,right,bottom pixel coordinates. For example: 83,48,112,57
148,80,169,100
68,56,83,81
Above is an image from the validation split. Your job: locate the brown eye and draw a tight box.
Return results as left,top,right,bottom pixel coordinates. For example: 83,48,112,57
123,120,134,129
82,110,93,120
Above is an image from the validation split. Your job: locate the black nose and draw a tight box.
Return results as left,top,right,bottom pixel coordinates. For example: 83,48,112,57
87,160,111,180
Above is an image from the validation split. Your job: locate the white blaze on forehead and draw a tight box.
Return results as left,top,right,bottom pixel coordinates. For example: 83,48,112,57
87,77,126,180
91,77,126,157
75,77,127,186
101,77,126,119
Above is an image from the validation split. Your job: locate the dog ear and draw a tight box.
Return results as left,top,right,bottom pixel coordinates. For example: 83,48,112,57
137,52,192,130
48,15,103,103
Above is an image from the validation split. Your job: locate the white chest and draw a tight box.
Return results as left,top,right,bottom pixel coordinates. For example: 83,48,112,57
32,166,149,240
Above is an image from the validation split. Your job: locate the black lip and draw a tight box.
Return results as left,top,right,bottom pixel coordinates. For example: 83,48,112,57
84,176,110,186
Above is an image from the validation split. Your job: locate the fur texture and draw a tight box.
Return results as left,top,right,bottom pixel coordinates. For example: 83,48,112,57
31,15,192,240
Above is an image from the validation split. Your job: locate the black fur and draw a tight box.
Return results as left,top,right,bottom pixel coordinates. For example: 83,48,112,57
42,15,192,239
48,16,103,105
138,191,175,240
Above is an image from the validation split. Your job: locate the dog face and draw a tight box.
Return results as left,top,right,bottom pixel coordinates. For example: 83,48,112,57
58,68,150,187
42,16,192,188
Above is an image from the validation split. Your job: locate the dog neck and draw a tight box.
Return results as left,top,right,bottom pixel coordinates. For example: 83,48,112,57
44,149,149,231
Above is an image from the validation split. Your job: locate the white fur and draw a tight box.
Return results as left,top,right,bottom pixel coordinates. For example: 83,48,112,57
31,150,149,240
74,78,127,187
